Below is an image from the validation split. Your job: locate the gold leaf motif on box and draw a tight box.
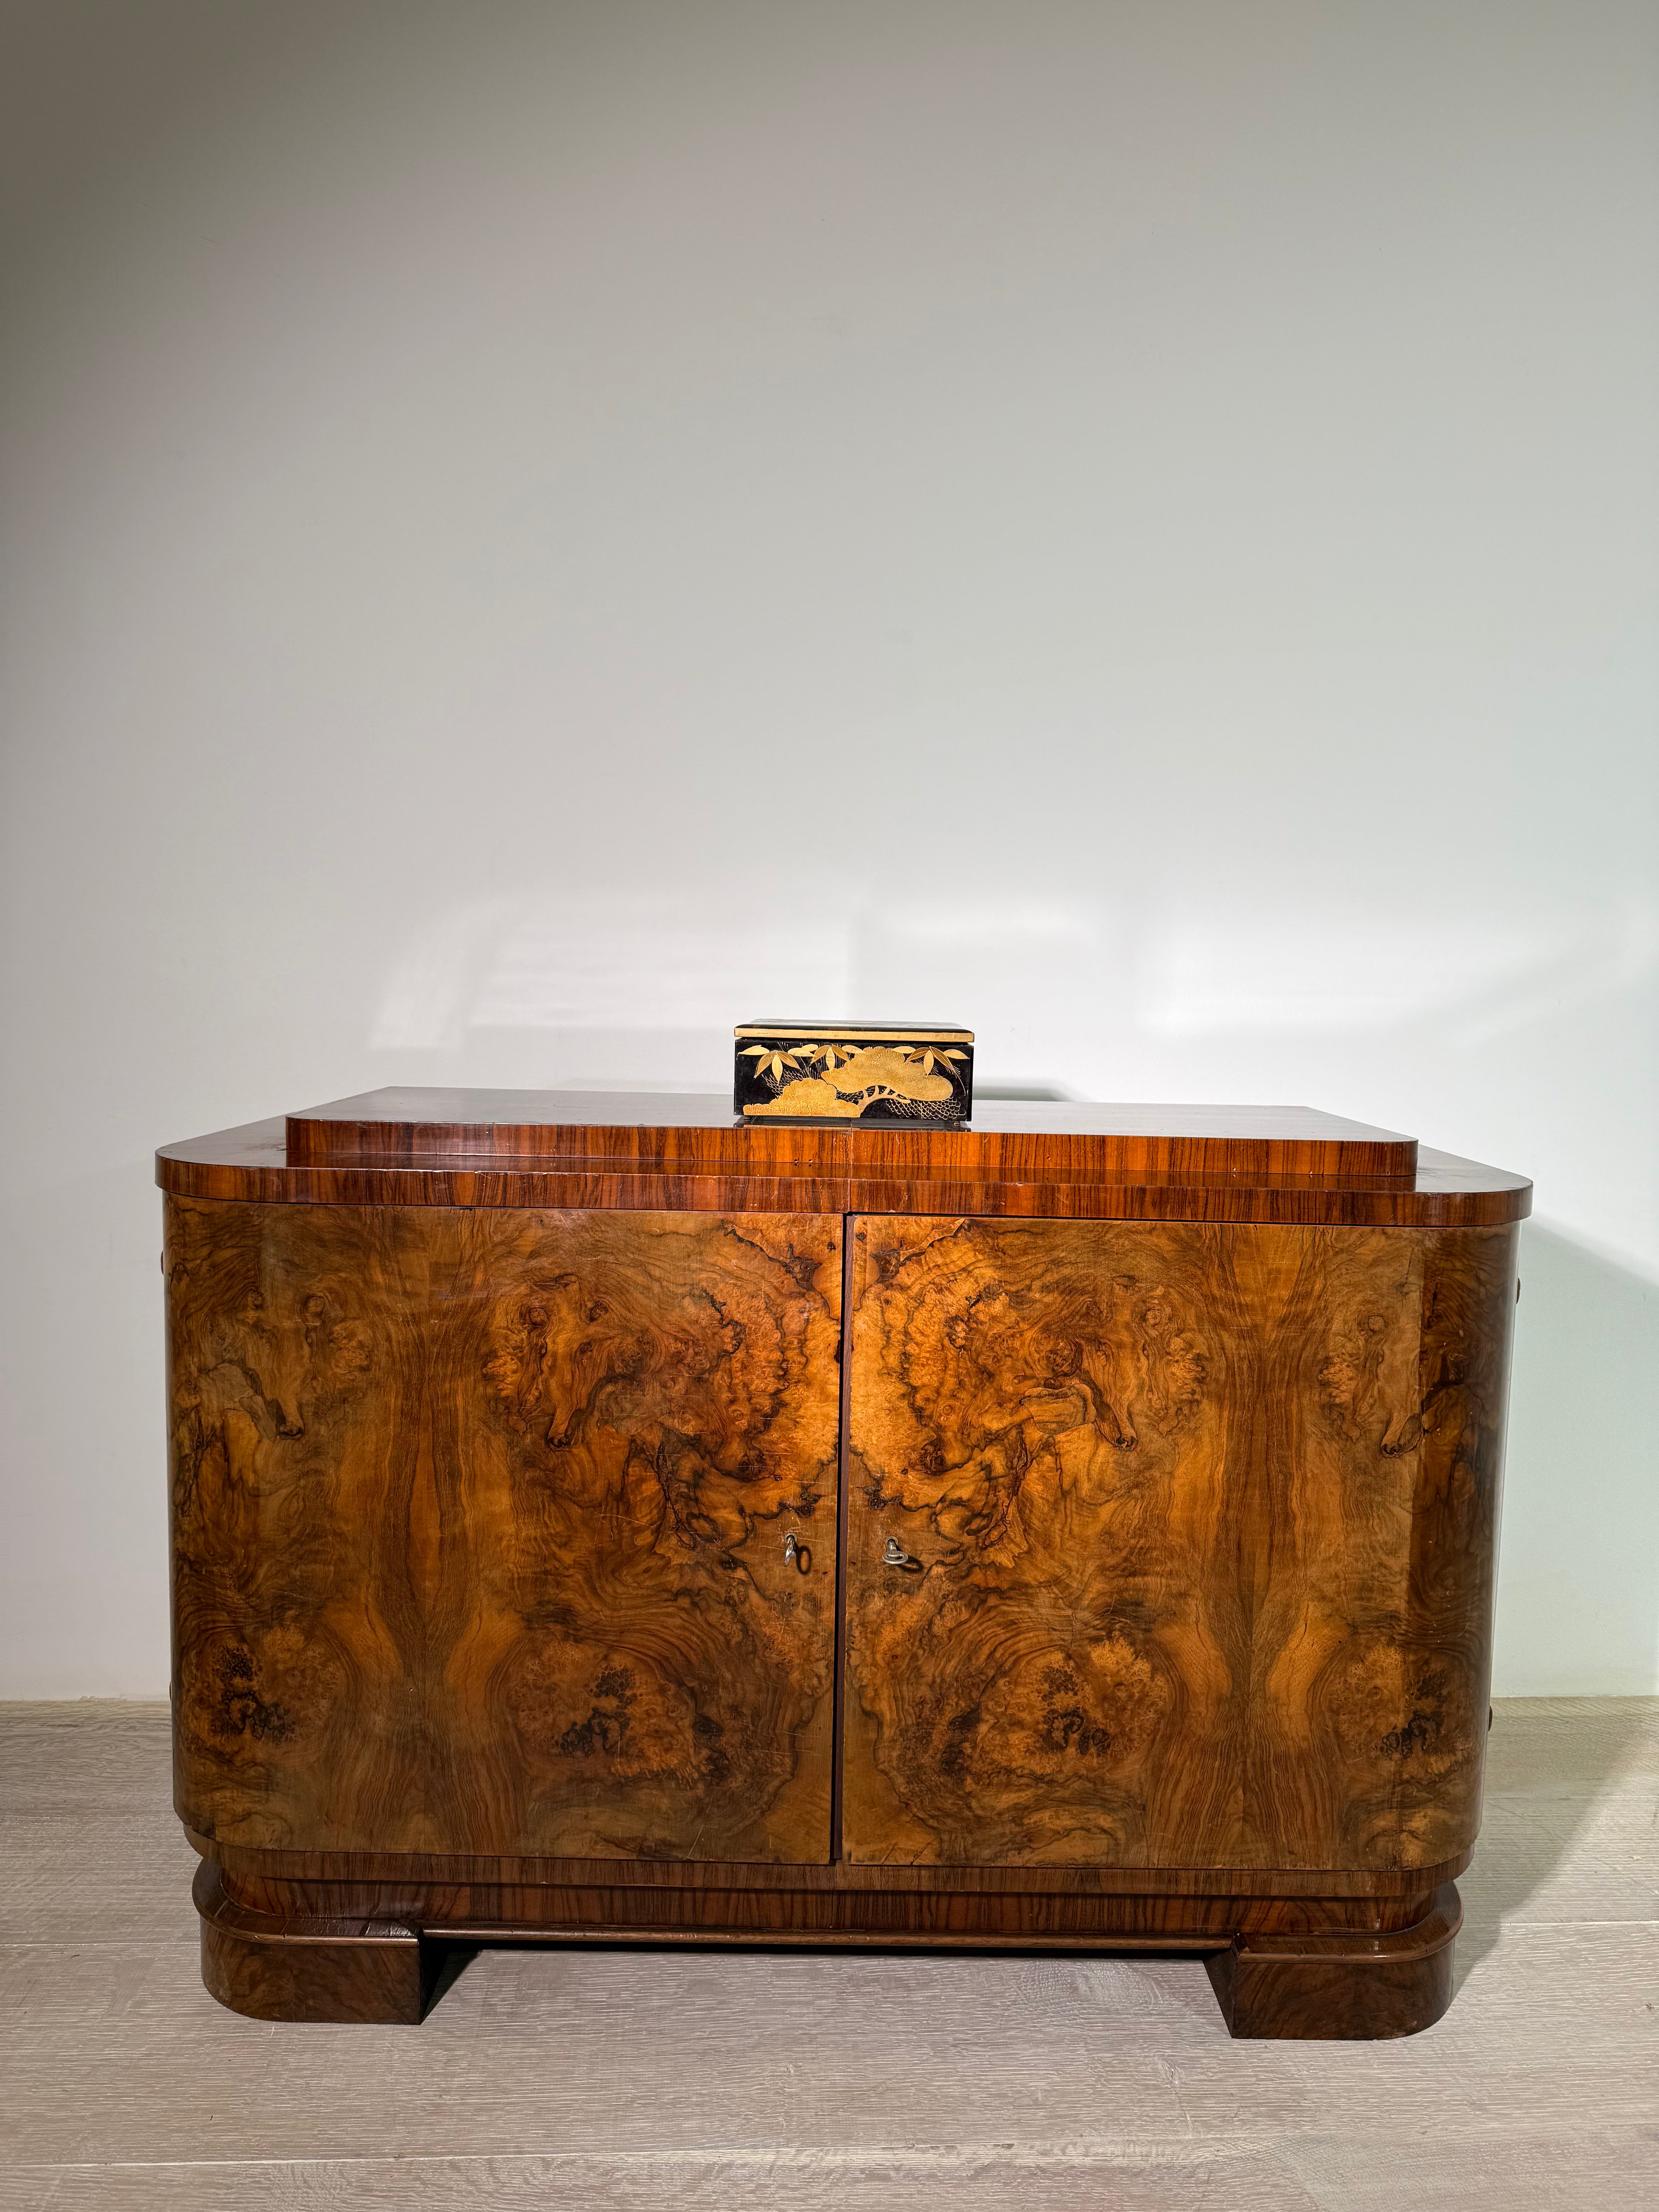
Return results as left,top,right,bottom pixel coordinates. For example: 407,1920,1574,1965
744,1044,964,1119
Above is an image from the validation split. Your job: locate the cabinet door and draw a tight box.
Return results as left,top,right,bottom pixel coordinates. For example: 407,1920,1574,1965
841,1214,1513,1871
168,1201,842,1862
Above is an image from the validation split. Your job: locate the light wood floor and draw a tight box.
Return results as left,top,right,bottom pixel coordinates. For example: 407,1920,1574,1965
0,1700,1654,2210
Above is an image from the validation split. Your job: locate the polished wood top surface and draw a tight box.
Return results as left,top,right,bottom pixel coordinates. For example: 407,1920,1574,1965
158,1090,1530,1226
283,1088,1419,1177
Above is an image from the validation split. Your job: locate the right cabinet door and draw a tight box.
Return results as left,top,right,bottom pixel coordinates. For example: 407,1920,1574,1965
841,1214,1516,1871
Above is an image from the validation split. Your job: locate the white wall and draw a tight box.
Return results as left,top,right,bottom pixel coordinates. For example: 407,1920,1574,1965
3,0,1655,1697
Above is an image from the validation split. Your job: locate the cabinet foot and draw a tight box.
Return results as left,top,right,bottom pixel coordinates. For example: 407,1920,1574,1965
1205,1881,1460,2039
194,1860,431,2024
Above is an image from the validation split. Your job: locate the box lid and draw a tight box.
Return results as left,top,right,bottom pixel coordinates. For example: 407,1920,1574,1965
735,1021,974,1041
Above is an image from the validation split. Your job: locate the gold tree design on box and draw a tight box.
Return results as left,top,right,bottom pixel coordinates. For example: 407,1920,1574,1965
741,1042,968,1120
903,1045,967,1081
743,1046,806,1084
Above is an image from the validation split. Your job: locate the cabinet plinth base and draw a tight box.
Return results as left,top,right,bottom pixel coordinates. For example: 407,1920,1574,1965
1204,1881,1460,2040
194,1861,431,2025
191,1858,1462,2038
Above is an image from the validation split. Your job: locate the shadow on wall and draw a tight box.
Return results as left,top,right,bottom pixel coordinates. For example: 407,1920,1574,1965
1495,1224,1659,1697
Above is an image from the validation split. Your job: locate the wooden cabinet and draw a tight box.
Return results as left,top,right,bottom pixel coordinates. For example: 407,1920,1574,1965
158,1090,1528,2038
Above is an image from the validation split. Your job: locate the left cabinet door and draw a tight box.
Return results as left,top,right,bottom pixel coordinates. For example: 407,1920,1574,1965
166,1200,843,1862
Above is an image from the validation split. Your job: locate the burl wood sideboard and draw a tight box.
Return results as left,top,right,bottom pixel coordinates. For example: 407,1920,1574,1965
156,1090,1529,2039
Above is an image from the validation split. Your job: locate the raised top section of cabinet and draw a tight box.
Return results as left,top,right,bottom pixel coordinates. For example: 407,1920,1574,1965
156,1090,1531,1228
282,1090,1415,1175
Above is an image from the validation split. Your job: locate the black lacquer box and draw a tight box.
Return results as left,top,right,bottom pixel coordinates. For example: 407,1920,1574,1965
733,1021,975,1125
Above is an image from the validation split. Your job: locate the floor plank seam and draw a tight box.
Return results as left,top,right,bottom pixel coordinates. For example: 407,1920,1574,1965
0,2141,1448,2175
9,2126,1659,2185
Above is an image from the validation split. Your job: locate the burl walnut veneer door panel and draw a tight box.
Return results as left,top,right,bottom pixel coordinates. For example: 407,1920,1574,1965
842,1216,1516,1871
166,1200,842,1862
